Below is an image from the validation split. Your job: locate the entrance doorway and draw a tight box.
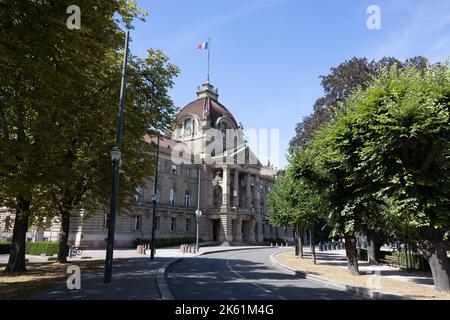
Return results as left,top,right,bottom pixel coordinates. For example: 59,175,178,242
212,220,220,241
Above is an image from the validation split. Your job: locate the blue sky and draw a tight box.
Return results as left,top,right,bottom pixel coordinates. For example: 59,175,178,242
129,0,450,169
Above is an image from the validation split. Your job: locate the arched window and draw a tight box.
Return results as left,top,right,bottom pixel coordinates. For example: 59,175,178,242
169,187,176,206
213,186,223,209
219,122,227,153
184,118,193,136
184,190,191,207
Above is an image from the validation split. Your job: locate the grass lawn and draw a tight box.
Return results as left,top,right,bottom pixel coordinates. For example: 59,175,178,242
275,251,450,300
0,259,108,299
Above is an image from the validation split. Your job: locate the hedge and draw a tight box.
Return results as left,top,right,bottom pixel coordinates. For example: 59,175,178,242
391,251,430,271
134,237,200,248
357,249,431,271
26,242,59,256
358,249,392,262
0,243,12,254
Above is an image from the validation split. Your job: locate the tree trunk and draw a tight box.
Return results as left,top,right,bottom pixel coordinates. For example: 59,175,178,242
420,227,450,292
298,225,304,259
57,212,71,263
311,225,316,265
4,197,30,273
344,235,359,275
293,226,299,256
367,230,382,264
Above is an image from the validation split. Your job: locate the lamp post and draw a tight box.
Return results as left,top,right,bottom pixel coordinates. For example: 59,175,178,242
104,31,129,284
150,135,160,260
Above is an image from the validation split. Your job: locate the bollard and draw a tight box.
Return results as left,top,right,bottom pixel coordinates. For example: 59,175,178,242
182,244,186,254
276,243,279,247
271,243,273,247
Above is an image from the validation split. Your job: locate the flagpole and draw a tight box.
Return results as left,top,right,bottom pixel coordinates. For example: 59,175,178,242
207,37,211,83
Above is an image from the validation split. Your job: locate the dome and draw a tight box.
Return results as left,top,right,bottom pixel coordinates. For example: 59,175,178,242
177,83,238,128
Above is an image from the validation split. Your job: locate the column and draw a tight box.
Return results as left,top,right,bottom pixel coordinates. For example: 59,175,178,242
208,171,213,207
235,218,243,241
233,169,239,208
249,219,256,242
220,167,233,243
246,172,252,211
253,174,260,215
221,167,230,209
256,218,263,242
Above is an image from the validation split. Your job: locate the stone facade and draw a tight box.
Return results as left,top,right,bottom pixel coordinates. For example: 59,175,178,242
0,83,290,248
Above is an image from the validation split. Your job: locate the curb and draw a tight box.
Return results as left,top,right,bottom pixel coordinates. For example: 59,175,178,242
156,246,280,300
270,252,414,300
157,258,183,300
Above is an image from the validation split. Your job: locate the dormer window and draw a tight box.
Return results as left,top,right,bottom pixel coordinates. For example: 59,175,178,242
184,118,193,136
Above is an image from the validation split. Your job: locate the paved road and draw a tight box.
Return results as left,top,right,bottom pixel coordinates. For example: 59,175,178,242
33,258,164,300
167,248,362,300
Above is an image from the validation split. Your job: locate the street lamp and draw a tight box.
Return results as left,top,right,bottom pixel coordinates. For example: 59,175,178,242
104,30,129,284
150,135,160,260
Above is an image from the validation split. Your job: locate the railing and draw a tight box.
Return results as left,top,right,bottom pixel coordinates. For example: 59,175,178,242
133,201,196,213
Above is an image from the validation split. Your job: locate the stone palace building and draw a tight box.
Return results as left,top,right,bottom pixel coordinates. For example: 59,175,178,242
0,83,290,248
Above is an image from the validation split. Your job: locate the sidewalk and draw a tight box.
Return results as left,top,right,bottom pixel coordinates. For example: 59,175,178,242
0,244,263,264
30,245,269,300
272,248,450,300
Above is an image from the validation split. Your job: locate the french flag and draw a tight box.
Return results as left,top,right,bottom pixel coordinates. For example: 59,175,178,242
198,41,208,50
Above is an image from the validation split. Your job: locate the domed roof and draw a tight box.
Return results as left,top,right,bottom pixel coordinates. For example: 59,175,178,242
178,97,238,128
177,82,238,128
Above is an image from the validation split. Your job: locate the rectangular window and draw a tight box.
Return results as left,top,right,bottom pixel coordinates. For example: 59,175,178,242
184,194,190,207
171,164,177,175
154,216,159,231
134,186,143,204
153,187,160,203
186,218,191,232
135,215,142,231
170,218,176,232
169,188,176,205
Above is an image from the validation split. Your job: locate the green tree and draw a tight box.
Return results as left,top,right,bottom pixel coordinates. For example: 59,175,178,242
0,1,147,271
268,160,326,263
345,63,450,292
48,50,179,262
289,56,429,150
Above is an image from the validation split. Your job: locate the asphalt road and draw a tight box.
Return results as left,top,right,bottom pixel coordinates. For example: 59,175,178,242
166,248,362,300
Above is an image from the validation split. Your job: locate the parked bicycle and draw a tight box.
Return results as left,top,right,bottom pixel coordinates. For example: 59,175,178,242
69,245,83,257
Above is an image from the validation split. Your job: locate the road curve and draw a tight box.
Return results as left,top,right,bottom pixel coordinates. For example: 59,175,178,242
166,248,362,300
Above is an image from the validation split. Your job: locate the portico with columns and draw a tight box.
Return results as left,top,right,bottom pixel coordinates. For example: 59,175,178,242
166,81,277,245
